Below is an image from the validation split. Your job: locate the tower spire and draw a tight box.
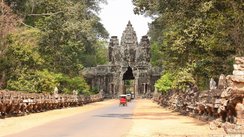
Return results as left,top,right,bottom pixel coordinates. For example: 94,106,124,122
121,21,138,45
127,20,132,26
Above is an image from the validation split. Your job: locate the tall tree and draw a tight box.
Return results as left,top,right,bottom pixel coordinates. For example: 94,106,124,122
0,2,20,88
0,0,109,93
133,0,244,89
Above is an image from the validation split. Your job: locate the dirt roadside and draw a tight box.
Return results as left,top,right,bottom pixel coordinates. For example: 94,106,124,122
0,99,116,137
126,99,226,137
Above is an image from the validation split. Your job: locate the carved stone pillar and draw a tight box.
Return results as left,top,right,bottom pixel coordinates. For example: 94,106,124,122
91,79,95,90
154,86,158,95
119,79,124,95
109,83,115,98
109,83,113,94
143,83,146,94
134,78,139,97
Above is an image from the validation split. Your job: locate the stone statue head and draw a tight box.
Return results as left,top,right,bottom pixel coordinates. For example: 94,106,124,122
210,78,216,90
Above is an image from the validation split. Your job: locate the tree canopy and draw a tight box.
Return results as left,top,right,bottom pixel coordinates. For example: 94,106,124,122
133,0,244,90
0,0,109,94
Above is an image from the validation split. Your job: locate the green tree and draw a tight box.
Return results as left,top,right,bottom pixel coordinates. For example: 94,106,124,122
133,0,244,89
1,0,109,93
95,40,108,65
155,72,173,93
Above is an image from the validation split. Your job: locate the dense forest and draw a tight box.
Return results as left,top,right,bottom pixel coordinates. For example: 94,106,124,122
1,0,244,94
133,0,244,91
0,0,108,94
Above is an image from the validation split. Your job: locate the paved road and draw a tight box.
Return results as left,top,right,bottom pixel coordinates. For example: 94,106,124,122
5,101,135,137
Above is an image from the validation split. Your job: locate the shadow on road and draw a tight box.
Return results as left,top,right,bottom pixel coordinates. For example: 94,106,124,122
182,121,208,126
93,113,133,119
93,112,179,120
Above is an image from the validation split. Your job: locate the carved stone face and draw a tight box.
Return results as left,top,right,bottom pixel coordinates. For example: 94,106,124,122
114,50,121,63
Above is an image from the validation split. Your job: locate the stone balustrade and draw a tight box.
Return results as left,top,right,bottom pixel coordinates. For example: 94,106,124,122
153,57,244,134
0,90,104,118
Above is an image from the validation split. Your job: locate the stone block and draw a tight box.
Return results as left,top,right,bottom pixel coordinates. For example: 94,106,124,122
233,70,244,76
233,64,244,71
235,57,244,64
236,118,244,125
227,75,244,83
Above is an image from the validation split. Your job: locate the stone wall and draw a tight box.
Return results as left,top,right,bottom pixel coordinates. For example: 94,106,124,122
153,57,244,134
0,90,104,118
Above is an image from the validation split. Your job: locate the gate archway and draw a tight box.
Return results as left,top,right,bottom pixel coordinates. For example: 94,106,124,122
123,66,134,80
83,22,162,98
122,66,135,94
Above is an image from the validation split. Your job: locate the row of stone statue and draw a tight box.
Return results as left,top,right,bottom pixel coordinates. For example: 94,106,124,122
153,57,244,134
0,90,103,118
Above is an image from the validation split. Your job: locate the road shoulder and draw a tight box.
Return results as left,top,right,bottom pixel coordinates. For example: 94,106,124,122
126,99,226,137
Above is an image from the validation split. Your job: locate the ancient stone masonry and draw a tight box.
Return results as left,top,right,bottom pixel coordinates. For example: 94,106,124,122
83,21,162,98
153,57,244,134
0,90,103,118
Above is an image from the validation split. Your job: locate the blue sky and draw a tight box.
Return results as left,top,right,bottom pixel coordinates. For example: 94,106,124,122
99,0,151,41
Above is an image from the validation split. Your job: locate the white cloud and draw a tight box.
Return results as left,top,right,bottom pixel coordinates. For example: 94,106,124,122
99,0,151,42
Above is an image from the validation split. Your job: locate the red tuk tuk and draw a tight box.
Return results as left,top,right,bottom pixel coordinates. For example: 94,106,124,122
119,95,127,106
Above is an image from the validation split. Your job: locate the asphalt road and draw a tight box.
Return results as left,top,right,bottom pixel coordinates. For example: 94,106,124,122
5,101,135,137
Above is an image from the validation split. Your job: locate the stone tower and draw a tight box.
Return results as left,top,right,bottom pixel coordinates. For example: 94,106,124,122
83,21,162,98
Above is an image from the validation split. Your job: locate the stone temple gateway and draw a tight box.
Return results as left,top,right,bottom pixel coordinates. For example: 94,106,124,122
83,21,162,97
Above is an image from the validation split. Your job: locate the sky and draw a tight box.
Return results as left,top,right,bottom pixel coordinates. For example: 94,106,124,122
99,0,152,41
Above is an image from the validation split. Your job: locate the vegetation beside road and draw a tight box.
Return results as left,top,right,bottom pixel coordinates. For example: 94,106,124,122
133,0,244,90
0,0,108,94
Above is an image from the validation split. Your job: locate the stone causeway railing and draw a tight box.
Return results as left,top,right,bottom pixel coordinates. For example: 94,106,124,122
0,90,103,118
153,57,244,134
